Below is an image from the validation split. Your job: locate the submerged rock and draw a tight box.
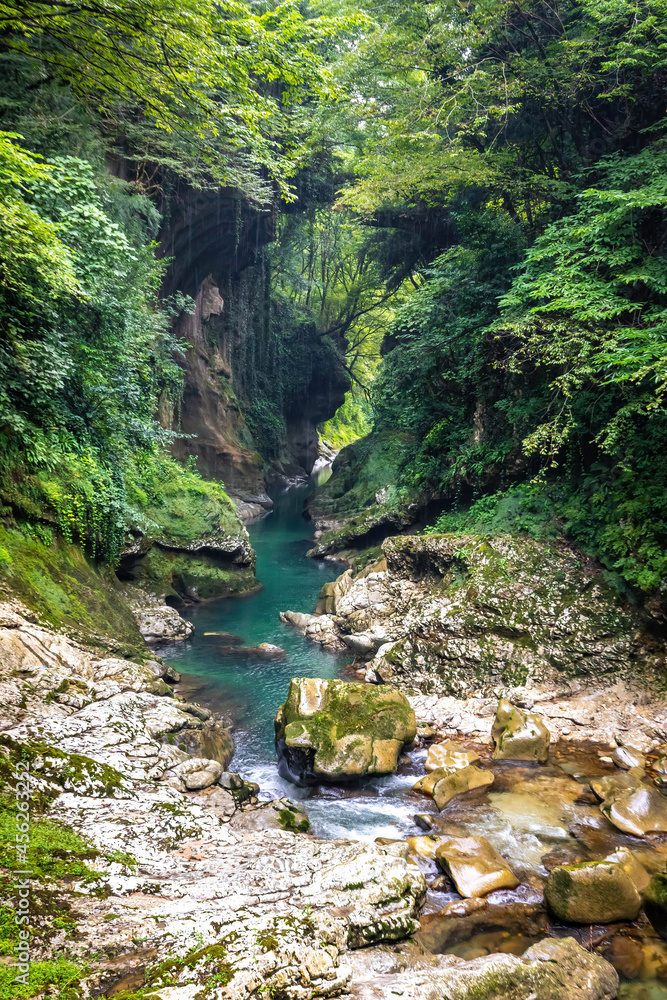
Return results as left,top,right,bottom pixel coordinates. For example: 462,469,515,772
590,772,641,801
274,677,416,784
612,745,646,770
435,836,519,897
544,861,642,923
600,784,667,837
491,698,550,763
425,740,480,772
413,764,494,811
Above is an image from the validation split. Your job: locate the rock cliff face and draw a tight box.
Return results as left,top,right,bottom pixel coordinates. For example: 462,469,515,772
297,532,667,700
158,188,349,504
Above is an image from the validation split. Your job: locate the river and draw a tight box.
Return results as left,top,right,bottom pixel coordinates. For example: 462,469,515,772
162,481,425,841
162,483,667,996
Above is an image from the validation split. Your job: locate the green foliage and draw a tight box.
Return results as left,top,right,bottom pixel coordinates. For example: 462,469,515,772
342,0,667,214
0,0,366,201
372,210,524,490
0,956,86,999
0,796,99,884
0,135,230,562
320,386,373,449
0,133,76,297
308,0,667,592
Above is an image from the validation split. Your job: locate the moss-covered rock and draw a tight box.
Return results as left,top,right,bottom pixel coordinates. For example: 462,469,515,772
275,677,416,784
643,872,667,939
0,526,146,657
320,532,662,698
491,698,550,763
544,861,641,923
119,456,259,603
123,544,258,602
306,431,424,557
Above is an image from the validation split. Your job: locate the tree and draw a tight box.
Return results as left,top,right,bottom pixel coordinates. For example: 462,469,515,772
0,0,363,200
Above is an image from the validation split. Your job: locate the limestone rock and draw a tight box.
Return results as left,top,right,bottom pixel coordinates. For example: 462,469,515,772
315,570,354,614
129,592,195,642
346,936,618,1000
275,677,416,784
413,764,494,811
612,745,646,770
425,740,480,772
175,719,234,770
341,633,376,655
300,530,665,702
218,771,244,790
301,844,426,947
166,757,223,791
435,836,519,897
544,861,641,923
279,611,318,633
229,798,310,834
590,772,640,801
491,698,550,763
600,784,667,837
146,678,175,697
603,848,650,892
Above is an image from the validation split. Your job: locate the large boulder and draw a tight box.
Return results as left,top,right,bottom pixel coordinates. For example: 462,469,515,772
275,678,416,784
413,764,494,811
491,698,550,763
435,836,519,897
308,532,665,700
600,784,667,837
544,861,642,923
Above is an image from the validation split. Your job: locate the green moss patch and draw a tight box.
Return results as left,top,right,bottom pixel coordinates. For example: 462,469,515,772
0,525,146,657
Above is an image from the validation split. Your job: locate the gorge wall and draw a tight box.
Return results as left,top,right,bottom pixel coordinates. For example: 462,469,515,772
158,186,350,506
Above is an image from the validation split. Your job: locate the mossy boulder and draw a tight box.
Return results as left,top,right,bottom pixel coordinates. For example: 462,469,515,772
491,698,550,763
544,861,641,923
435,836,519,897
119,459,259,602
306,431,423,557
367,533,662,697
274,677,416,784
643,872,667,939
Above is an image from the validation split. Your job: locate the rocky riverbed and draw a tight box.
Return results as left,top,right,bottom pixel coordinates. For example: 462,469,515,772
0,594,645,1000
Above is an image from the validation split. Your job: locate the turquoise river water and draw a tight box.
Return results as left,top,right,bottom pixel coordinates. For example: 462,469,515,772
162,482,423,841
